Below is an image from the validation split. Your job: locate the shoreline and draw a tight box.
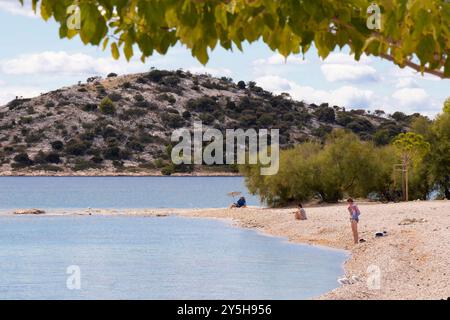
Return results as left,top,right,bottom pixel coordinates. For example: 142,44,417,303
3,201,450,300
0,171,241,177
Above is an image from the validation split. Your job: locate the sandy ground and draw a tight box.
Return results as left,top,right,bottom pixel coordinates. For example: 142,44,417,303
5,201,450,300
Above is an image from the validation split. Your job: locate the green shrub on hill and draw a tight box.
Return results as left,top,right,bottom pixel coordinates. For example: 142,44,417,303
99,97,116,115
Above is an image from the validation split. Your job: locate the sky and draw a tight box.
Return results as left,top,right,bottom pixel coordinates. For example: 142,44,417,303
0,0,448,117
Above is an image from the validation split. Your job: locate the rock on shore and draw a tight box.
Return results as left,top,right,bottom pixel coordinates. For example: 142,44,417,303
13,209,46,215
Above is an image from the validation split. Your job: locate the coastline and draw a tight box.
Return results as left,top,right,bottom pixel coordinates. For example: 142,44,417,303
0,171,241,177
3,200,450,300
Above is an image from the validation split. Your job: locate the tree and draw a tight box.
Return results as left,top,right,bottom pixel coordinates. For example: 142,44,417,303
393,132,430,201
99,97,116,115
241,130,396,205
21,0,450,78
237,81,246,90
13,153,33,167
429,105,450,199
444,97,450,114
314,106,336,123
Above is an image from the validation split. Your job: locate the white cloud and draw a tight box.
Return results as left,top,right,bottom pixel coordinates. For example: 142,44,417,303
392,87,432,112
251,54,308,78
390,65,441,82
321,64,378,82
323,52,372,65
395,77,419,89
254,75,292,92
0,51,146,77
255,75,374,108
187,66,233,77
252,53,307,66
0,1,37,18
0,85,43,106
321,52,378,83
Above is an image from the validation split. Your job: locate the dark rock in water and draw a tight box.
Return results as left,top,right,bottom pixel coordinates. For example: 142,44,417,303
156,213,169,217
13,209,45,215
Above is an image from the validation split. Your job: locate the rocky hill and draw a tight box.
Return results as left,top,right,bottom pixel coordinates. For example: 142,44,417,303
0,69,416,176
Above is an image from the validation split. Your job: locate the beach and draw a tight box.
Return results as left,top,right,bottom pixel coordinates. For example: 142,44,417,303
6,200,450,300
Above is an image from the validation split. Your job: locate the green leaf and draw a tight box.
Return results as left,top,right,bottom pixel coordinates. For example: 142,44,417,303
111,42,120,60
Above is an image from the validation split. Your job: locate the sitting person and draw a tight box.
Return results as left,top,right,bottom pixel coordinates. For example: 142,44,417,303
294,203,307,220
230,197,247,209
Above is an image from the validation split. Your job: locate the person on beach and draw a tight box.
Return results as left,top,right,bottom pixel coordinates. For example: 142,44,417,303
347,198,360,244
230,197,247,209
294,203,307,220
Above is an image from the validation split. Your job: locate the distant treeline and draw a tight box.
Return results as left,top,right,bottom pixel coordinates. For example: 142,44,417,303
241,99,450,205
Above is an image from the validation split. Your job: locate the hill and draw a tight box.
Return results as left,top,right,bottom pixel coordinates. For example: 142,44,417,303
0,69,419,176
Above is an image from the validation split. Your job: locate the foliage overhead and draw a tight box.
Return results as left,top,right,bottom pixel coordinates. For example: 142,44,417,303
20,0,450,78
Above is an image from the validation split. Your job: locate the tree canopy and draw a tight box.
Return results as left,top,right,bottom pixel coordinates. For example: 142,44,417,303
20,0,450,78
242,98,450,205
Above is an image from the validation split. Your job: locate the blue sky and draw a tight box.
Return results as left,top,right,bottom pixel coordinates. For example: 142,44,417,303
0,1,448,117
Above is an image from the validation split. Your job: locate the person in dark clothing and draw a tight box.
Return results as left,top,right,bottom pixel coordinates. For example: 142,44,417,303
230,197,247,209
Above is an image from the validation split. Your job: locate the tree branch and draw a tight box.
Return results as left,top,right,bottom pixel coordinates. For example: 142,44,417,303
379,53,446,79
332,18,448,79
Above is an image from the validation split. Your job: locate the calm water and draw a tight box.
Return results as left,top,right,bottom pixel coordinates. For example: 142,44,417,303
0,177,261,209
0,215,347,300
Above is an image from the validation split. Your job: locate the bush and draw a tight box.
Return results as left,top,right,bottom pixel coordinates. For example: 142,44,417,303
51,140,64,151
103,146,129,160
391,111,408,122
161,164,175,176
13,153,33,167
87,76,101,83
83,103,98,112
122,81,131,89
199,113,215,125
257,114,275,127
45,101,55,108
33,151,47,164
45,152,61,164
123,108,147,118
73,159,100,171
182,110,191,119
99,97,115,115
315,106,336,123
146,69,174,83
160,113,185,128
126,140,145,152
134,100,157,109
65,139,91,156
19,116,33,125
33,151,61,164
113,160,124,169
107,72,118,78
108,92,122,102
25,131,44,144
186,97,218,112
161,75,180,87
33,164,63,172
90,155,104,164
157,93,176,104
346,119,374,134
